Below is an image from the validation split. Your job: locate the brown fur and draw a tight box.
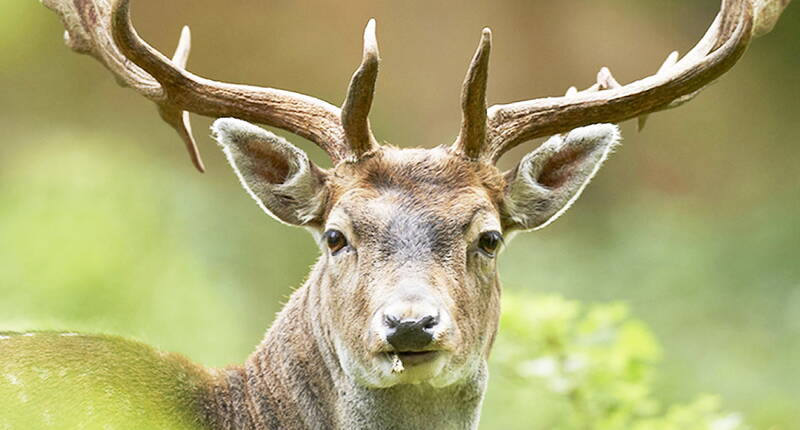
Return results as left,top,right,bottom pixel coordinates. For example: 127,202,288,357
200,119,621,429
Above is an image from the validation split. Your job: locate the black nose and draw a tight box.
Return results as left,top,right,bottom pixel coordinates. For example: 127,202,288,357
384,314,439,351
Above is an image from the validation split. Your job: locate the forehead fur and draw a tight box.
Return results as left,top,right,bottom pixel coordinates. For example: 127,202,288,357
326,146,506,212
323,146,506,259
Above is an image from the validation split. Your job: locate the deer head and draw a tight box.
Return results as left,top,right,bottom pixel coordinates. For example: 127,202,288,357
208,27,626,387
41,0,785,409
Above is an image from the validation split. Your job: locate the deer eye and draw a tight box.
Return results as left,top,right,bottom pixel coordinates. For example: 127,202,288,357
324,229,348,255
477,231,503,257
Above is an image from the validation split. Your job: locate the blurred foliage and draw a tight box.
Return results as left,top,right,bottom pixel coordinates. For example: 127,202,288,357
488,293,748,430
1,1,798,429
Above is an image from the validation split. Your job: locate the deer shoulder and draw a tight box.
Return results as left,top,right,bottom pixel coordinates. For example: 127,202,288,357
0,332,225,429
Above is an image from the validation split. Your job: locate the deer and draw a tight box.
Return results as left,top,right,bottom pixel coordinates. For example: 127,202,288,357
0,0,790,428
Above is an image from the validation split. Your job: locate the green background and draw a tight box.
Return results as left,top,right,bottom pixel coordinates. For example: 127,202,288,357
1,0,798,428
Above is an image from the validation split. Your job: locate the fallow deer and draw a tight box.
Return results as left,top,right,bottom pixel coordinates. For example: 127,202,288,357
1,0,790,428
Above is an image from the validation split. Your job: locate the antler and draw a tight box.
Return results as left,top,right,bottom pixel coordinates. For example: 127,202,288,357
453,0,790,163
456,28,492,160
42,0,381,171
341,19,380,158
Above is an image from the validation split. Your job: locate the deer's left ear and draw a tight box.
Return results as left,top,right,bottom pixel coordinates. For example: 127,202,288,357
212,118,328,227
501,124,620,231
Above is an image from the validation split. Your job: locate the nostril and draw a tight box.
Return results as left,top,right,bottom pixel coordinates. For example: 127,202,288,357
384,314,401,329
420,315,438,330
383,314,439,351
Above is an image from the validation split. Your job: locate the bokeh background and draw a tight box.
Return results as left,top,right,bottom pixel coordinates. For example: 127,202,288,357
1,0,798,428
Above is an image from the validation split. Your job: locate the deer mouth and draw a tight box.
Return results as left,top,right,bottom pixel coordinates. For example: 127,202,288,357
389,350,441,367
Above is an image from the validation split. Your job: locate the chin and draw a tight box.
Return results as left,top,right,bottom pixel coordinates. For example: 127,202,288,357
343,350,478,389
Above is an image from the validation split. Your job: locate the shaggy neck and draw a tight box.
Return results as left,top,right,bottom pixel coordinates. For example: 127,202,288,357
206,264,487,429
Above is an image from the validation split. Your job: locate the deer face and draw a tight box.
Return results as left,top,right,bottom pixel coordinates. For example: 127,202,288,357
317,147,505,387
213,118,619,388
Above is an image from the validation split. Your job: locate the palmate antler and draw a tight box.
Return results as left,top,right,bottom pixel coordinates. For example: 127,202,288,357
455,0,791,162
42,0,379,171
44,0,789,170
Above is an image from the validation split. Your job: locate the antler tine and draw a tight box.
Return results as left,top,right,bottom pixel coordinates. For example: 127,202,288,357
637,50,680,131
156,26,205,172
455,28,492,160
171,26,192,68
483,0,784,163
341,19,380,159
44,0,359,167
752,0,791,36
110,0,353,163
41,0,161,96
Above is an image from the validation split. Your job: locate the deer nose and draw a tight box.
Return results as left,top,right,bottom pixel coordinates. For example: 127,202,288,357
384,314,439,351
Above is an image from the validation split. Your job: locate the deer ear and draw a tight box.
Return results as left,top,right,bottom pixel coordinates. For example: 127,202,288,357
212,118,327,227
501,124,620,231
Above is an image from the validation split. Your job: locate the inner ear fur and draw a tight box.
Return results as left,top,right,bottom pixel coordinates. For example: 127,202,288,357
502,123,620,231
213,118,327,227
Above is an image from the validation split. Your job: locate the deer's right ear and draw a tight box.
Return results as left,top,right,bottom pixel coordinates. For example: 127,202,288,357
212,118,327,227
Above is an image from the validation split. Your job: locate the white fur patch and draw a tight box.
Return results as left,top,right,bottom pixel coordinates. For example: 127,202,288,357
5,374,21,385
42,410,54,426
31,367,50,381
